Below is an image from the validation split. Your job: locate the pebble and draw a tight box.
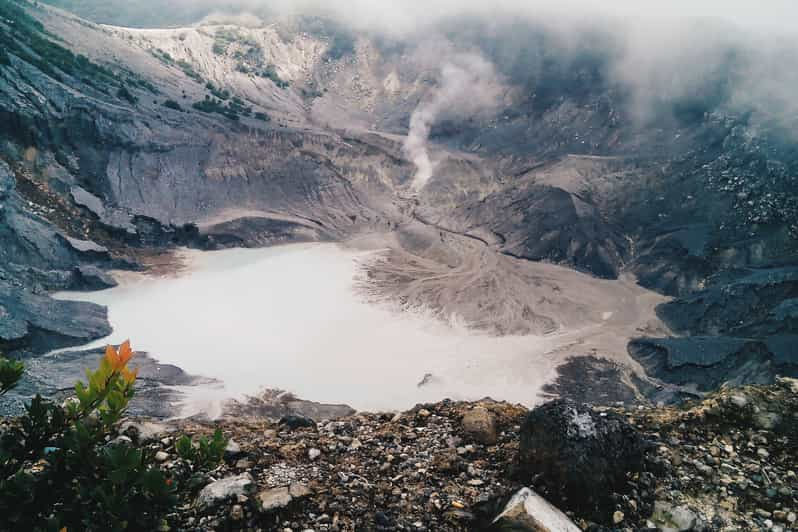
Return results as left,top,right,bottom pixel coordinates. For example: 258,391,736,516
230,504,244,521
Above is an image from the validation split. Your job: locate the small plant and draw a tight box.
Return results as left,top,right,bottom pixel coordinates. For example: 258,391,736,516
175,428,227,469
205,81,230,100
162,99,183,111
0,355,24,396
116,85,138,105
259,65,289,89
0,342,175,531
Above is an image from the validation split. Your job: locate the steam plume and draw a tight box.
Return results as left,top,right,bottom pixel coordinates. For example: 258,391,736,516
403,53,502,190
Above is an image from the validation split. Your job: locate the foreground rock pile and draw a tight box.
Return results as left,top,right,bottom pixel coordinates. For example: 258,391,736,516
121,379,798,531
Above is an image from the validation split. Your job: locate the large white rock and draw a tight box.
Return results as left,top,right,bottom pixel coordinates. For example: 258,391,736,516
492,487,581,532
196,473,254,509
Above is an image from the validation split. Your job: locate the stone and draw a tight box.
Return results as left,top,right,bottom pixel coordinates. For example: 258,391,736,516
279,414,316,430
289,482,312,499
121,420,171,443
110,435,133,446
225,439,242,458
154,451,169,462
488,487,581,531
519,400,646,522
308,448,322,460
461,406,498,445
650,501,697,532
613,511,625,524
230,504,244,521
258,486,293,513
196,473,254,509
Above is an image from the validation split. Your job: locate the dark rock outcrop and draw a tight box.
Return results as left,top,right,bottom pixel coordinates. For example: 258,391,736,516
629,336,798,394
202,216,326,249
0,280,111,354
518,399,647,522
447,184,629,279
657,267,798,338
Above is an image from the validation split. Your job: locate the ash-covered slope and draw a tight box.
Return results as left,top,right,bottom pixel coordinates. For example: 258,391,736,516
1,0,797,402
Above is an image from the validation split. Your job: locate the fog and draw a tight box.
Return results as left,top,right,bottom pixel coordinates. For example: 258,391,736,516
54,244,566,414
199,0,798,35
47,0,798,138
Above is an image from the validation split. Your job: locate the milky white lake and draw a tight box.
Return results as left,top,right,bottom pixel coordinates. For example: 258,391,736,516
55,243,564,415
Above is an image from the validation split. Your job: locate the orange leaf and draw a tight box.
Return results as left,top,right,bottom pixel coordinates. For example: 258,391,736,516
121,366,138,385
118,340,134,367
104,345,119,367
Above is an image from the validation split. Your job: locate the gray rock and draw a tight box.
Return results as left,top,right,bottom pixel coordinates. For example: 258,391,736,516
225,439,242,458
489,487,581,531
120,420,172,442
650,501,697,532
60,234,109,254
461,406,498,445
74,265,118,290
258,486,293,513
0,280,111,351
289,482,312,499
197,473,254,509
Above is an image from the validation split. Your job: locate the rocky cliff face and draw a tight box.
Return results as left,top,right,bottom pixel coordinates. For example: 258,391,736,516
0,0,796,403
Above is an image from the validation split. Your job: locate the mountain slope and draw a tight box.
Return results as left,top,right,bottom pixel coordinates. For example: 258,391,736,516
0,0,796,402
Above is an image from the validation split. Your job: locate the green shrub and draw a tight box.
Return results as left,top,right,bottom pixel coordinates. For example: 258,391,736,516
254,111,270,122
192,95,252,121
116,85,138,105
175,429,226,469
0,343,175,531
259,65,289,88
162,99,183,111
205,82,230,100
176,59,201,82
0,356,24,396
0,0,115,86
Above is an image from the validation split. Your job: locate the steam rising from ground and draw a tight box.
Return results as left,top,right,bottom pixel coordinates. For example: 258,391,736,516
403,52,502,189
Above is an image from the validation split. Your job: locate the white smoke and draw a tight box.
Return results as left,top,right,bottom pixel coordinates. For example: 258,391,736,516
403,52,502,190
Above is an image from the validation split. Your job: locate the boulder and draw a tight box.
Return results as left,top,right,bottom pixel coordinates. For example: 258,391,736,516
279,414,316,430
196,473,254,509
489,487,582,531
519,400,646,522
257,486,292,513
461,406,498,445
256,482,311,514
224,438,243,459
650,501,697,532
